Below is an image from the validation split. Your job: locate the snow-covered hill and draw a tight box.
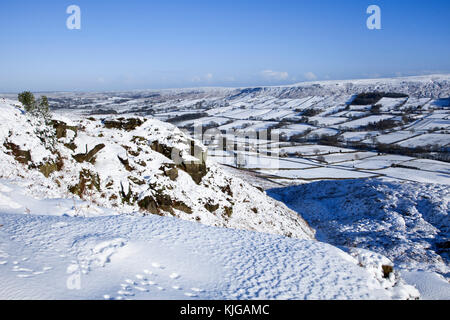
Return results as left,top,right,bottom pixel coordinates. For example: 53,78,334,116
242,74,450,99
0,208,419,300
0,99,313,239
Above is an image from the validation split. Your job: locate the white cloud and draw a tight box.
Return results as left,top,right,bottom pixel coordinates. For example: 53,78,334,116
261,70,289,81
304,72,317,81
192,73,213,83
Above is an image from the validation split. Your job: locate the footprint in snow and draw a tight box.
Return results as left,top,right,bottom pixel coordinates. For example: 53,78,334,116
135,274,146,280
33,271,44,275
151,262,164,269
12,266,33,272
134,286,149,292
117,290,134,297
184,292,197,297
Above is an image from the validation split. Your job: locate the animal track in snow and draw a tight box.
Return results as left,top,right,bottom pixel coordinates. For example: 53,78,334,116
105,264,198,300
134,286,148,292
151,262,164,269
184,292,197,297
16,274,32,278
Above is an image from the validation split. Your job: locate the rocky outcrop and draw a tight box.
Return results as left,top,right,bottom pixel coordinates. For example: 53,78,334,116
0,101,315,240
69,169,101,198
150,141,173,159
52,120,77,139
178,162,207,184
104,118,145,131
138,193,192,216
3,142,31,164
160,164,179,181
73,144,105,164
150,140,208,184
38,156,64,178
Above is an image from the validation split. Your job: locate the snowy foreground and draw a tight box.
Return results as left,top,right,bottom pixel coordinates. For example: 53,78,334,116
0,207,420,300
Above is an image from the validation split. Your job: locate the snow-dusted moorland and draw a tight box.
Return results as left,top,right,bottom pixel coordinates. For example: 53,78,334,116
1,73,449,300
0,98,423,300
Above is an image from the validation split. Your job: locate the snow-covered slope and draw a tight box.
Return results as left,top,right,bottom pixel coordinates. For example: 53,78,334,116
256,74,450,99
268,179,450,279
0,209,419,300
0,99,313,239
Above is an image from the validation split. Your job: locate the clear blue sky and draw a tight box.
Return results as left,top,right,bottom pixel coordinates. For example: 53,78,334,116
0,0,449,92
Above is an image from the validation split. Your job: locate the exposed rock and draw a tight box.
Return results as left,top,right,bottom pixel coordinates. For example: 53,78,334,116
104,118,144,131
120,181,134,204
131,136,147,144
128,176,145,185
220,184,233,197
382,265,394,279
64,142,77,151
39,162,59,178
51,120,77,139
172,201,193,214
69,169,101,198
224,206,233,218
179,162,207,184
3,142,31,164
160,164,179,181
138,193,192,215
151,140,208,184
205,202,219,213
73,144,105,164
150,141,174,159
117,155,134,171
137,196,159,215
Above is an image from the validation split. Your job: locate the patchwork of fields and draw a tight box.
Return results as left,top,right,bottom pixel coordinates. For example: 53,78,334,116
29,75,449,187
